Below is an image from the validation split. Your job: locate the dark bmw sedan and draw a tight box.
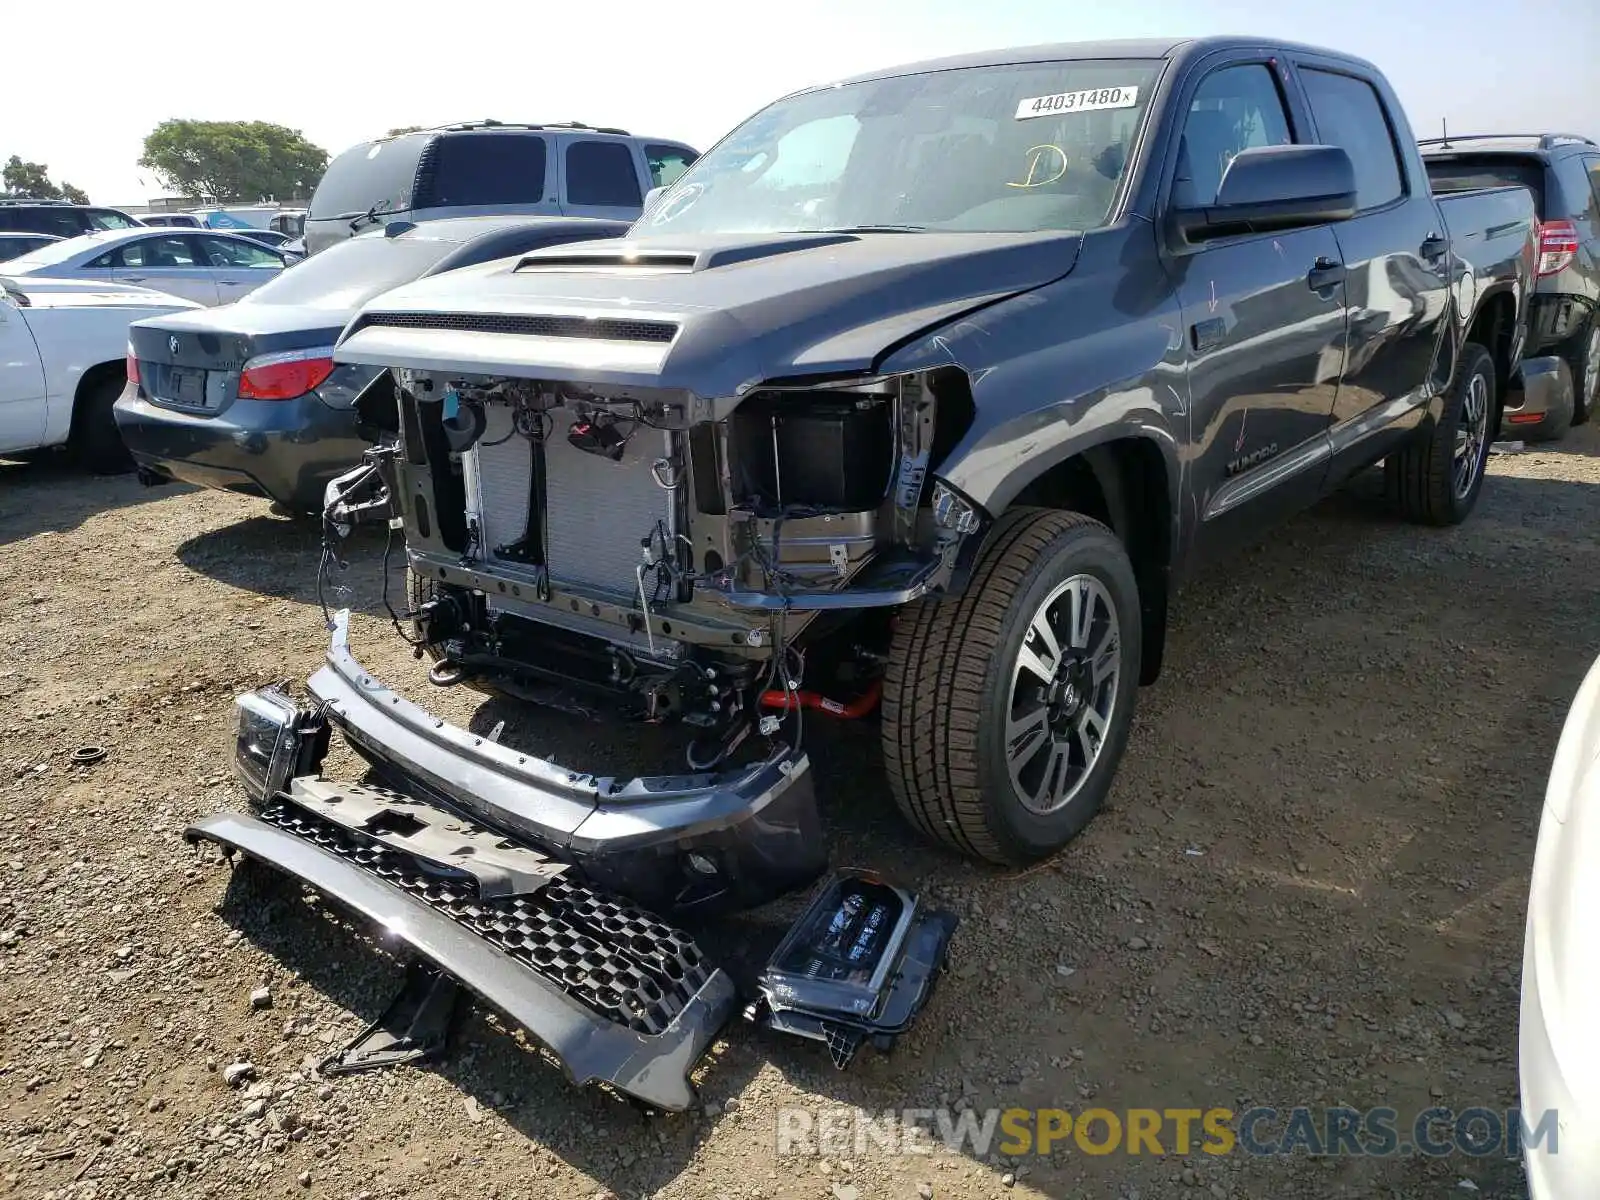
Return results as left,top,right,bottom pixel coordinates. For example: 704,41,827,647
115,215,628,512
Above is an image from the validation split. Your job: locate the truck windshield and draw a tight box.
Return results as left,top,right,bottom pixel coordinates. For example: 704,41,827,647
642,58,1162,236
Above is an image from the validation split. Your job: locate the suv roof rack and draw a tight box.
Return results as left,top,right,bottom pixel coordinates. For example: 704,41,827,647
404,119,634,137
0,198,77,206
1419,133,1598,152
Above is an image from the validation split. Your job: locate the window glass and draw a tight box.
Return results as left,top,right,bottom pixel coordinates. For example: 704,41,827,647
200,235,281,267
644,144,699,188
566,141,644,207
1174,64,1293,208
1300,68,1405,210
86,208,140,230
1423,155,1546,216
0,207,85,237
1586,157,1600,217
1551,155,1599,224
309,135,427,218
420,133,547,208
121,236,201,268
645,59,1163,235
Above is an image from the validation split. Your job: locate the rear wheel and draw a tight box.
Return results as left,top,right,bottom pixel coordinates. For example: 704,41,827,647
883,508,1142,865
1563,320,1598,426
1385,342,1494,526
68,373,133,475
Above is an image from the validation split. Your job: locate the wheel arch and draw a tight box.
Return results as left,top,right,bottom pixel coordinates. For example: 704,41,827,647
975,431,1177,685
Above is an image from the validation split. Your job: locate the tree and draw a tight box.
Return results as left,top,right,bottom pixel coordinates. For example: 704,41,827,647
2,155,89,203
385,126,425,137
139,120,328,202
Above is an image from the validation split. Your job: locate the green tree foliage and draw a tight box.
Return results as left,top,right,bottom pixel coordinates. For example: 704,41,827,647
139,120,329,202
2,155,89,203
385,126,426,137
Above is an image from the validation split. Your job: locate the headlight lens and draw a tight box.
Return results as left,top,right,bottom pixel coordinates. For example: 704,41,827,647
233,687,302,803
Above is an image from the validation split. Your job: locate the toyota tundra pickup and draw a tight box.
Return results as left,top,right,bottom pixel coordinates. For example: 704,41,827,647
190,37,1548,1109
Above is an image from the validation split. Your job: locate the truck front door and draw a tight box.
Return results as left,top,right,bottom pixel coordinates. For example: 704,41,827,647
0,293,46,453
1290,58,1450,469
1166,58,1348,562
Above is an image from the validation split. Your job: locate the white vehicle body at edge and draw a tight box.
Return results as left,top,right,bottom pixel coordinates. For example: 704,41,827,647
0,275,199,455
1521,649,1600,1198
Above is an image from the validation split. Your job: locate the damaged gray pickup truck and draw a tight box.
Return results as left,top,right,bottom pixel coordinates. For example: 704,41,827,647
190,36,1550,1110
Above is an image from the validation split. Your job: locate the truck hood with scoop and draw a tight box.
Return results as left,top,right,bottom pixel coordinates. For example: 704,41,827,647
332,229,1083,397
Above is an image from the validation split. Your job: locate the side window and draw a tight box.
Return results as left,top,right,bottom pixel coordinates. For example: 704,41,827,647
1174,64,1293,208
1299,68,1405,210
644,144,699,188
85,248,123,269
86,208,140,230
126,236,201,268
566,141,644,207
199,236,280,267
1586,156,1600,216
1556,155,1600,224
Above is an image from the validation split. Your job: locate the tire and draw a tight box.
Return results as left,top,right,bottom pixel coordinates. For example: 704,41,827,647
1562,318,1599,427
1385,342,1494,526
69,373,133,474
882,508,1142,865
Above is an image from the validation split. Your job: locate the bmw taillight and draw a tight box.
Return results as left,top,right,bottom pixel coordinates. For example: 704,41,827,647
125,342,139,385
1536,219,1579,277
237,348,336,401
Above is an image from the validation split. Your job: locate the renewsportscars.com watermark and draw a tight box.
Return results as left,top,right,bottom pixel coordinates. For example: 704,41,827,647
775,1106,1559,1159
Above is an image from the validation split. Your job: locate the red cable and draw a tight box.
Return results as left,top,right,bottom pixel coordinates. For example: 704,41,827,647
759,679,883,719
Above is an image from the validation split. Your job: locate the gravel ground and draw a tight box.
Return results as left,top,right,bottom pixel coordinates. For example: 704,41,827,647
3,427,1597,1200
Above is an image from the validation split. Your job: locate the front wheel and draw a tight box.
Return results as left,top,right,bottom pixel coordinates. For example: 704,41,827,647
883,508,1142,865
1385,342,1495,526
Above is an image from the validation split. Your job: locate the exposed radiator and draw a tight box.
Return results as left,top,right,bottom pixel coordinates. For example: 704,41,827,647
469,406,674,598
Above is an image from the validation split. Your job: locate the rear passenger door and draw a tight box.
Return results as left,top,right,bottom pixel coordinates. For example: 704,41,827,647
88,235,220,305
560,138,645,219
1166,55,1349,560
1289,56,1450,470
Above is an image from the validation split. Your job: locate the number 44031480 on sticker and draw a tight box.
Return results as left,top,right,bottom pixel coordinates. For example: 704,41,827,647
1015,86,1139,120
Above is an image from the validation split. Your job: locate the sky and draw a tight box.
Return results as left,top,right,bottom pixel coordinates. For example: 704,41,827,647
3,0,1597,206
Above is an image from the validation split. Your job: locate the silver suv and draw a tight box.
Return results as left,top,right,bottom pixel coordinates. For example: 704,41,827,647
302,121,698,255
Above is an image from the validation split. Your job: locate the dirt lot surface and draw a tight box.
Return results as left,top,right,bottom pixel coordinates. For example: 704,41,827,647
3,428,1597,1200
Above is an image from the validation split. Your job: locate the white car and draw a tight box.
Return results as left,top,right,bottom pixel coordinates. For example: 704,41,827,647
1521,651,1600,1197
0,227,288,307
0,274,199,470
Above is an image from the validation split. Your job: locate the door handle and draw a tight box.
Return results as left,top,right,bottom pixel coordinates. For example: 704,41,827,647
116,275,147,283
1307,256,1345,290
1420,232,1448,261
218,280,245,287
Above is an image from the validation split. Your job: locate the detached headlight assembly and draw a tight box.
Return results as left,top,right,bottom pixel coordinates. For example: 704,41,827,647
233,687,305,804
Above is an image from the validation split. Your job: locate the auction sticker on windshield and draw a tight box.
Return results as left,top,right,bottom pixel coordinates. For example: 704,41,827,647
1015,86,1139,119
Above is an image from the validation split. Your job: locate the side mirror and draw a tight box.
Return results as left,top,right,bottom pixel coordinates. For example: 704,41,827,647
641,185,666,217
1171,144,1357,245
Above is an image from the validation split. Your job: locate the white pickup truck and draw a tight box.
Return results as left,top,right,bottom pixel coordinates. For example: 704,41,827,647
0,275,198,471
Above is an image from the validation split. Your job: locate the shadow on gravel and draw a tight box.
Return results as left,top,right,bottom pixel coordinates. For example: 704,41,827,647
0,455,186,540
176,515,396,606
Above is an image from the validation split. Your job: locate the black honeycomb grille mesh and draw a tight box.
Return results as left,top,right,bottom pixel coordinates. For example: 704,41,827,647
357,311,678,343
261,801,710,1035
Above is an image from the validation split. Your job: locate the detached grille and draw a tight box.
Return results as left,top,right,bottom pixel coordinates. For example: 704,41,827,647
261,800,711,1035
356,311,678,344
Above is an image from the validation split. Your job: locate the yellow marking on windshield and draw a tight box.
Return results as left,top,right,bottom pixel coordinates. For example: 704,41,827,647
1005,145,1068,189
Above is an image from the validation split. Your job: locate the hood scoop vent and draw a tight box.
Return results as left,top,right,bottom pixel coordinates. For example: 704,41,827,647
353,311,678,344
515,232,858,275
515,251,699,273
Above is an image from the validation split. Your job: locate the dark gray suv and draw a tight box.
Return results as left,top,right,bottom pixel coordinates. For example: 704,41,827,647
1425,134,1600,435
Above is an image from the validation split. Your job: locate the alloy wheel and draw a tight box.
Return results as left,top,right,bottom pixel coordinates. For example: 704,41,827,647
1453,370,1490,500
1005,574,1122,815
